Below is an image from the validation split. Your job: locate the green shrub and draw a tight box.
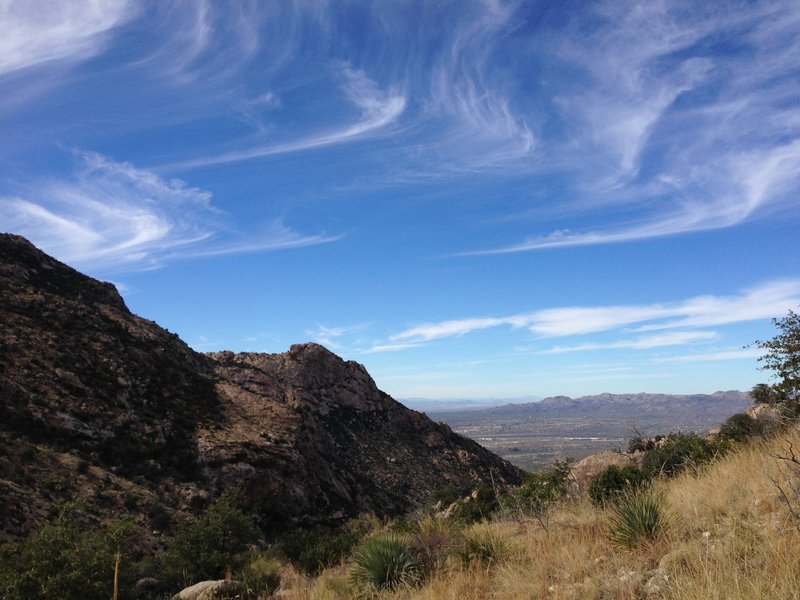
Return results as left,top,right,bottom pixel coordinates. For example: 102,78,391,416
641,433,720,478
588,464,647,506
508,458,572,516
456,522,511,567
277,526,360,575
161,489,256,588
429,485,463,508
0,507,135,600
718,412,762,442
608,491,668,549
449,483,500,524
349,534,421,596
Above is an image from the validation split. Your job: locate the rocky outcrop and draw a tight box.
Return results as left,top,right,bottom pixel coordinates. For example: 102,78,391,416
0,233,521,541
202,345,521,529
568,451,639,497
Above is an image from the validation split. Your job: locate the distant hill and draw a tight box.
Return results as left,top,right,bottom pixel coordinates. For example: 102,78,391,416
428,392,752,471
0,233,521,543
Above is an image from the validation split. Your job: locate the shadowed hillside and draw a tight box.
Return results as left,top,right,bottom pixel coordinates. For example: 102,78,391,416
0,233,521,543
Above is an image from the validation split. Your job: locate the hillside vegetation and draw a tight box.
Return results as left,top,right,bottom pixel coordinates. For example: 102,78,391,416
263,425,800,600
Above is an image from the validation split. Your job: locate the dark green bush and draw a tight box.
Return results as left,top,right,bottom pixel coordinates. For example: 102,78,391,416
160,489,256,588
277,525,360,575
509,459,572,516
641,433,720,478
0,507,135,600
429,485,463,508
449,483,500,524
718,412,763,442
588,464,647,506
349,534,421,596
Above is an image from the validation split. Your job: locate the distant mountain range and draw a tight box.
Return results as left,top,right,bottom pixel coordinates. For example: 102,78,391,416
424,391,753,471
426,391,752,432
399,396,541,412
482,391,751,422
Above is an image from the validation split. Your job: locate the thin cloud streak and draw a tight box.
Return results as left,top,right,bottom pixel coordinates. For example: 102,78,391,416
387,279,800,345
172,67,406,169
544,331,718,354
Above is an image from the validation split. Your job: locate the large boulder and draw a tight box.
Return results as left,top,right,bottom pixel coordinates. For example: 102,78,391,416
568,451,638,497
172,579,242,600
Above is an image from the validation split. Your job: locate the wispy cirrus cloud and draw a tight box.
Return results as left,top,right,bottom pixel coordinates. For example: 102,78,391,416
172,66,406,169
544,331,718,354
387,279,800,345
0,0,133,76
464,0,800,254
0,151,339,272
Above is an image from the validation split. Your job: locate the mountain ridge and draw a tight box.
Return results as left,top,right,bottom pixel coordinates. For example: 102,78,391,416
0,233,521,542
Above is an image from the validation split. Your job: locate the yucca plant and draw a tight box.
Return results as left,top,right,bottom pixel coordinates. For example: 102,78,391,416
608,490,668,549
349,534,421,597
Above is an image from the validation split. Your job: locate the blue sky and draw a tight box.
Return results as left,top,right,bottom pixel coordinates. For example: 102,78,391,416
2,0,799,399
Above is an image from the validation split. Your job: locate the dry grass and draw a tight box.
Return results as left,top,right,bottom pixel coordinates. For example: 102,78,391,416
285,428,800,600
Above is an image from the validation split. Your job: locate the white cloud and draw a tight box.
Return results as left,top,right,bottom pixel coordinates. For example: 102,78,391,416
461,0,800,254
0,151,338,272
385,279,800,345
173,66,406,169
545,331,718,354
0,0,133,75
656,348,764,363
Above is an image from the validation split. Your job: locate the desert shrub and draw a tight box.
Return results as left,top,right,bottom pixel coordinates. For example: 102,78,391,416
0,508,135,600
718,412,763,442
277,525,360,575
240,554,281,599
349,534,421,596
588,464,647,506
641,432,720,478
508,458,572,516
148,502,172,532
450,483,501,524
627,437,655,453
429,485,463,508
456,522,511,567
608,490,668,549
161,489,256,588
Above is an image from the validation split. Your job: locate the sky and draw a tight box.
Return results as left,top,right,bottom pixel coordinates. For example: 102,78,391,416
1,0,799,400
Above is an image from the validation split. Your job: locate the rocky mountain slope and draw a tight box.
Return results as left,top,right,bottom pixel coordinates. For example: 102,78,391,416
0,233,521,542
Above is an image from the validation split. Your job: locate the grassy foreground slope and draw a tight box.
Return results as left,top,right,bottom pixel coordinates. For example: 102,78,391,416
282,426,800,600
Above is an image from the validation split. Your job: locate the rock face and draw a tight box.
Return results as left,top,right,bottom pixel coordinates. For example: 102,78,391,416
0,233,521,541
204,346,519,529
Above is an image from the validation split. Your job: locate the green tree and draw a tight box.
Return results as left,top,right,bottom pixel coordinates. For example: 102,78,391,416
754,309,800,399
750,383,784,405
161,489,256,588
